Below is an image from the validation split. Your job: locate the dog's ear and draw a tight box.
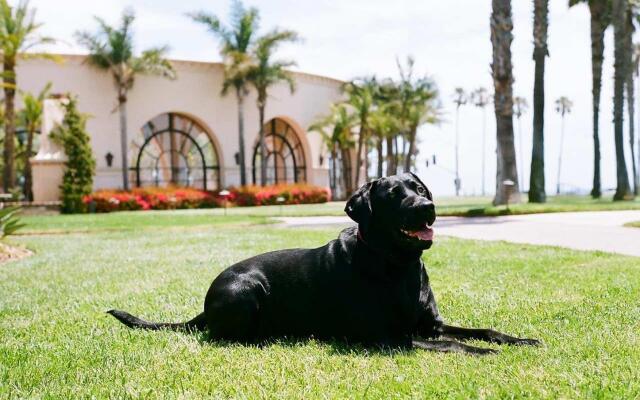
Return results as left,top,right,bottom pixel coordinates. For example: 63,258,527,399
409,172,432,199
345,180,377,227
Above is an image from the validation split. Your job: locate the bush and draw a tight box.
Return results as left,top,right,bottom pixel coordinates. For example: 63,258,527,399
51,97,96,213
83,184,331,213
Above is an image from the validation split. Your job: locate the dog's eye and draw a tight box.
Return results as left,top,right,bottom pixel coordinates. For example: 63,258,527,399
389,186,403,197
417,186,426,195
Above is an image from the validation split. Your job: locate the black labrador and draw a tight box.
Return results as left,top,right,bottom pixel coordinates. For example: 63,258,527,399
109,173,539,355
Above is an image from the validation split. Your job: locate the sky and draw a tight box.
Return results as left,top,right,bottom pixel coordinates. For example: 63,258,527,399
27,0,638,196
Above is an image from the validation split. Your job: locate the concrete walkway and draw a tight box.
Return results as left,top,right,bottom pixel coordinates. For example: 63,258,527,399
277,210,640,257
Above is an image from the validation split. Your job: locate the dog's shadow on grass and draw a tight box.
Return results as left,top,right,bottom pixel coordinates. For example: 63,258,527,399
192,333,428,357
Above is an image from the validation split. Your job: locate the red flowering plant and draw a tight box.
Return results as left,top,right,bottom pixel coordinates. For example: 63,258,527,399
83,184,330,213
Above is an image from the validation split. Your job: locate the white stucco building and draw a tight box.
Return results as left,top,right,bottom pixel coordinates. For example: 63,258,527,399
25,55,346,202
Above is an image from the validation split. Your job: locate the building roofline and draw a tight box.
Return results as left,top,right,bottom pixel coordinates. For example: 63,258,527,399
31,52,346,87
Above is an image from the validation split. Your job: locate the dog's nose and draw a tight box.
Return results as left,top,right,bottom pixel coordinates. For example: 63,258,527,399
416,200,436,225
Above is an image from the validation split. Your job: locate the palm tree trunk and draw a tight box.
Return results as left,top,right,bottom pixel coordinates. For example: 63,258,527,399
341,148,352,195
376,137,383,178
258,104,267,186
405,126,418,172
529,0,548,203
589,2,606,199
118,93,130,191
24,127,35,201
491,0,520,205
556,114,566,194
393,136,400,174
612,0,632,200
236,87,247,186
364,141,369,181
330,148,338,197
385,136,394,176
354,124,365,187
481,106,487,196
3,60,16,192
625,14,638,195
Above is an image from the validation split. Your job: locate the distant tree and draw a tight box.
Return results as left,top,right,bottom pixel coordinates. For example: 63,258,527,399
452,87,467,196
513,96,528,191
309,104,356,198
491,0,520,205
247,29,299,186
368,99,400,178
554,96,573,195
0,0,56,192
189,1,259,186
18,82,51,201
634,42,640,194
51,97,96,214
471,87,491,196
569,0,611,198
530,0,549,203
75,9,176,191
344,76,376,189
612,0,633,200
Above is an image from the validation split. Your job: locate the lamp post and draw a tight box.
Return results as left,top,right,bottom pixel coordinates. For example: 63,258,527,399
219,189,230,216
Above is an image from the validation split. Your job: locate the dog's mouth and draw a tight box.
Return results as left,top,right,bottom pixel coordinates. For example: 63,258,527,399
400,222,434,242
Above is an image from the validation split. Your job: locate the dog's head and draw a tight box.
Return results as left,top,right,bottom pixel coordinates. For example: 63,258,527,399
345,173,436,251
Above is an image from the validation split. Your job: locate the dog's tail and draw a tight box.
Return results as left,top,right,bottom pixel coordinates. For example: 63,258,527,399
107,309,207,332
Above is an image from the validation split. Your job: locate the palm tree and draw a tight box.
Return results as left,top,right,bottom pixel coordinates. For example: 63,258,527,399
612,0,633,200
344,76,376,189
513,96,528,191
368,101,399,178
247,29,299,186
18,82,50,201
189,1,259,186
471,87,491,196
396,57,439,173
635,42,640,194
452,88,467,196
75,9,176,191
554,96,573,195
309,104,356,199
490,0,520,205
0,0,56,192
569,0,611,199
530,0,549,203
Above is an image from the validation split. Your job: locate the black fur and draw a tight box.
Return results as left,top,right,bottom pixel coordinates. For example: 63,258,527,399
109,173,539,354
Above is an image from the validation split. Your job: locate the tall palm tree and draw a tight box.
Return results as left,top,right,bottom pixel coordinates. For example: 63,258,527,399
452,88,467,196
18,82,50,201
513,96,528,191
491,0,520,205
569,0,611,198
530,0,549,203
309,104,356,199
0,0,55,192
629,43,640,195
368,101,399,178
471,87,491,195
75,9,176,191
247,29,299,186
344,76,376,189
612,0,633,200
189,1,259,186
554,96,573,195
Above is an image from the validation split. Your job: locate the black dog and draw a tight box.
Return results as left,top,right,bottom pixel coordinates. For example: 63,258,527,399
109,173,539,355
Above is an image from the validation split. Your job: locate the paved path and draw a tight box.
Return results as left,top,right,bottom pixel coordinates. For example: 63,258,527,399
278,210,640,257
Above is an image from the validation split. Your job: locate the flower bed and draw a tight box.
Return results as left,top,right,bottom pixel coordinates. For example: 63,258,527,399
83,184,331,213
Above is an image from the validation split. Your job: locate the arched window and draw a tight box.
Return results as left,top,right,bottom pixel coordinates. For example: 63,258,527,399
130,113,221,190
252,118,306,185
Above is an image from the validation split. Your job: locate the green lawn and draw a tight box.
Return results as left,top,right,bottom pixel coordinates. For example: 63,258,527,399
2,212,640,398
625,221,640,228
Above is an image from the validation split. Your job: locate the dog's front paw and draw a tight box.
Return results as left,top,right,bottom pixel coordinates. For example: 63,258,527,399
512,337,541,346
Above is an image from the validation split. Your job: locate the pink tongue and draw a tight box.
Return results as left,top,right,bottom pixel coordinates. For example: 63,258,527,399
410,227,434,241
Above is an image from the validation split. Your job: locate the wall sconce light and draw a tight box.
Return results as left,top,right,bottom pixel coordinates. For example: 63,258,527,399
319,155,324,166
234,152,240,165
105,152,114,167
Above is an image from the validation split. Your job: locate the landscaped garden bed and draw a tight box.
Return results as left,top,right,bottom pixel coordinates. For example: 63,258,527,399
83,184,331,213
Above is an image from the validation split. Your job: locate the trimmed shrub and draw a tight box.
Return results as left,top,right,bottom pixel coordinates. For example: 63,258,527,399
51,97,96,213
